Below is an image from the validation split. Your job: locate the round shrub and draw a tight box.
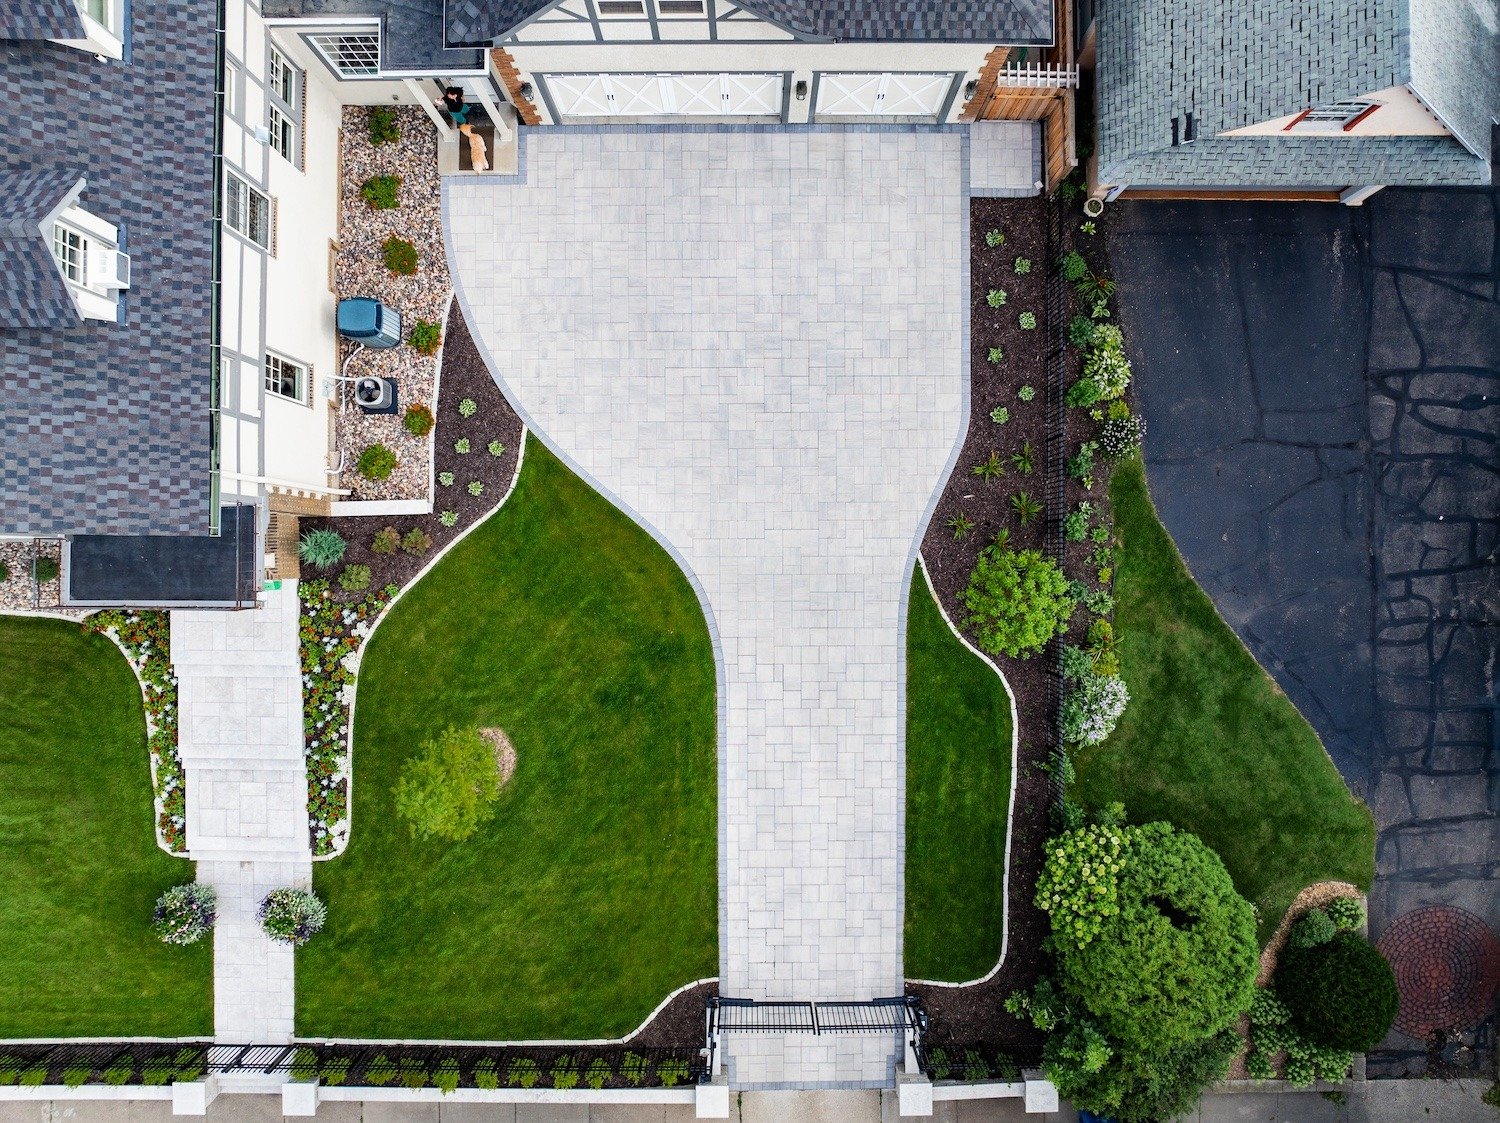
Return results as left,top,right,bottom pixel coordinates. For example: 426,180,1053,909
1084,347,1132,400
408,321,442,356
1100,414,1146,458
32,556,59,583
403,403,434,438
1275,931,1398,1051
152,883,216,945
297,528,346,568
1288,906,1337,949
961,546,1074,659
1066,376,1104,409
1061,672,1129,746
258,888,327,946
394,726,503,842
360,175,400,210
401,527,432,555
1326,896,1365,932
371,526,400,556
358,443,398,481
382,236,418,275
368,106,400,146
339,564,371,592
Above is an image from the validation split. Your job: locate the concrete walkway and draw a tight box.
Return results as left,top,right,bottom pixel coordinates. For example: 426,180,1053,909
447,127,969,1086
173,582,311,1042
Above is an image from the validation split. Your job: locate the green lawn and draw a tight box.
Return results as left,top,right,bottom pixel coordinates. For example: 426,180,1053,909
904,569,1013,982
298,437,718,1040
1073,458,1375,943
0,616,211,1037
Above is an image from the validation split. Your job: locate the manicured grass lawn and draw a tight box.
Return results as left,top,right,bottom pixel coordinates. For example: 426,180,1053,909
1073,459,1376,943
904,570,1013,982
0,616,211,1037
299,437,718,1040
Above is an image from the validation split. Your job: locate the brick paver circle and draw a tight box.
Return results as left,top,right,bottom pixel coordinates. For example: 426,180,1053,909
1376,906,1500,1039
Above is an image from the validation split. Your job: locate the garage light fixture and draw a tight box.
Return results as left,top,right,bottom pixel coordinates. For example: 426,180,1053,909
795,80,808,100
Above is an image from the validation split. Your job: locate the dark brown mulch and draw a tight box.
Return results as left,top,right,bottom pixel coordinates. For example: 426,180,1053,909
627,980,719,1048
300,298,523,599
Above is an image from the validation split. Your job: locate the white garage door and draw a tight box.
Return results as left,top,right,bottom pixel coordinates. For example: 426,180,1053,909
546,73,783,118
815,72,954,118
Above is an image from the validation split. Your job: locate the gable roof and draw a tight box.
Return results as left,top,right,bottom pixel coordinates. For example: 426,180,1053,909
0,0,217,537
262,0,484,71
0,0,83,41
447,0,1053,44
1097,0,1495,188
0,164,85,330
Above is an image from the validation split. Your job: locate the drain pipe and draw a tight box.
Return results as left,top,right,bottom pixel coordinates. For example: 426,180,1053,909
206,0,228,537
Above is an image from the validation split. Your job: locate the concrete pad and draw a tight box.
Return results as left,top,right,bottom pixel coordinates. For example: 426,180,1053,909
739,1089,884,1123
204,1095,286,1123
361,1103,441,1123
434,1104,517,1122
513,1106,589,1123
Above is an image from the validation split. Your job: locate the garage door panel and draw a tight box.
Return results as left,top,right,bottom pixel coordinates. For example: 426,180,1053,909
545,73,783,119
608,74,667,115
816,72,953,118
549,74,611,117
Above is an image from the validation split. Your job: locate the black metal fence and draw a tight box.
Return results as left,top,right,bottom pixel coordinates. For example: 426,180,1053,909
0,1041,706,1091
916,1040,1043,1083
1042,195,1070,810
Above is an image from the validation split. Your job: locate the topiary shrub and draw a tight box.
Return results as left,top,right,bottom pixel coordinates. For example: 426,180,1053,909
408,320,442,356
382,236,418,275
394,726,503,843
1275,931,1398,1051
358,443,398,480
403,403,434,438
298,528,346,568
368,106,400,146
1288,907,1337,949
961,545,1075,659
258,887,327,947
360,175,400,210
152,882,216,945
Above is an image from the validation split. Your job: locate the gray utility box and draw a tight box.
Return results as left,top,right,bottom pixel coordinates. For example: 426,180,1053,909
337,297,401,348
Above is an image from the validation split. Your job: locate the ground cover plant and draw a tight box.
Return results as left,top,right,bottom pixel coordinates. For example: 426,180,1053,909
1072,459,1375,941
905,571,1012,982
298,438,717,1039
0,616,211,1036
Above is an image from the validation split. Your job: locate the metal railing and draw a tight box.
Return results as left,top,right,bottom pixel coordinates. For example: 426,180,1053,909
1042,196,1070,809
704,996,925,1079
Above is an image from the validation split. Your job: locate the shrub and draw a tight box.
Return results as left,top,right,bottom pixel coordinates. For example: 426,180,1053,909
372,526,401,555
468,481,484,497
360,175,400,210
987,289,1007,307
1066,377,1104,409
621,1051,648,1085
1061,250,1089,282
401,527,432,555
394,725,503,842
1084,588,1114,616
434,1057,461,1094
403,403,435,437
365,1054,396,1086
990,406,1010,425
440,511,459,527
32,556,59,583
1061,644,1096,683
585,1058,611,1089
368,106,400,145
438,472,455,487
0,561,8,582
507,1057,540,1088
961,546,1074,659
358,443,398,480
1275,932,1398,1051
488,440,505,456
1035,822,1131,948
291,1047,318,1081
474,1058,499,1090
1011,491,1042,526
656,1058,690,1087
321,1056,352,1086
947,513,973,540
1067,442,1097,483
141,1057,173,1086
455,438,471,454
398,1058,427,1089
551,1055,579,1090
1100,414,1146,458
339,564,371,592
409,320,442,356
1019,311,1037,330
62,1064,90,1088
1327,896,1365,931
298,528,346,568
1064,505,1091,542
988,346,1004,363
1084,347,1132,400
1288,907,1338,949
103,1056,133,1085
1018,384,1035,401
1061,673,1129,745
258,887,327,946
458,397,478,418
985,229,1005,247
1015,257,1032,274
1067,315,1096,347
382,236,418,275
152,882,216,945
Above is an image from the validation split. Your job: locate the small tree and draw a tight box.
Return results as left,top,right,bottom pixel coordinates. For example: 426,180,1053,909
961,546,1074,658
394,726,503,842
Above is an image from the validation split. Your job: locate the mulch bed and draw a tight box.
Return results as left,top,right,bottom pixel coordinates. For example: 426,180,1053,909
301,298,522,601
628,980,719,1048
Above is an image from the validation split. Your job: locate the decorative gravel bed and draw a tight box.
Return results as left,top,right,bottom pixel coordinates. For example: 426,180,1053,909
0,540,70,614
298,300,524,854
335,106,451,501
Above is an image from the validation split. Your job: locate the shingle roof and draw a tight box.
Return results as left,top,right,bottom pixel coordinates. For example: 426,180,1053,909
0,0,83,41
0,163,84,330
1408,0,1499,166
446,0,1052,44
0,1,217,537
1097,0,1494,188
261,0,483,71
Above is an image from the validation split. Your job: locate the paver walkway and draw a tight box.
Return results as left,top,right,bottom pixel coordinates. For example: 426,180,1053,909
173,582,311,1042
447,127,969,1086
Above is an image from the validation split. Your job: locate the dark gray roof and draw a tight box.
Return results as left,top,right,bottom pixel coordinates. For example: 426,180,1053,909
0,0,83,41
447,0,1052,45
0,164,85,330
1097,0,1495,188
0,0,216,537
1409,0,1499,167
261,0,483,71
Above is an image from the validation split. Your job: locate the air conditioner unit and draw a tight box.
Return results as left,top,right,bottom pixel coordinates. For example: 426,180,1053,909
90,249,131,291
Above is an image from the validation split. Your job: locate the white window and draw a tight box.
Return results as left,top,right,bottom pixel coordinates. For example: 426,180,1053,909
264,353,308,403
1290,99,1380,132
267,47,301,165
308,32,380,77
53,225,86,284
268,104,295,162
269,46,296,104
225,172,272,249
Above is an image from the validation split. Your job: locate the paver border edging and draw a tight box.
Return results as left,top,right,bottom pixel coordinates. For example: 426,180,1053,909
318,425,529,861
904,556,1020,990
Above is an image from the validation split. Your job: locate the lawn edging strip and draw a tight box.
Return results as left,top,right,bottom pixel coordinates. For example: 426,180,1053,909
906,555,1019,990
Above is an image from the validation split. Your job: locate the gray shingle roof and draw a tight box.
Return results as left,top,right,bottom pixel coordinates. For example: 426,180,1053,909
1409,0,1499,166
447,0,1052,44
0,1,216,537
1097,0,1494,188
0,163,84,330
0,0,83,41
261,0,483,71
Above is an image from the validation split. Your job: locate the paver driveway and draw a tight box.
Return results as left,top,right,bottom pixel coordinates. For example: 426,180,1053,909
447,127,966,1085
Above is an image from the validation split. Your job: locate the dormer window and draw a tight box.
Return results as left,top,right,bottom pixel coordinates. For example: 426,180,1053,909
53,226,86,284
48,204,130,322
1285,99,1381,133
51,0,124,60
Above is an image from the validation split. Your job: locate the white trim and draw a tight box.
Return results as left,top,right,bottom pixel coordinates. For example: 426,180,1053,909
319,1086,695,1104
931,1080,1026,1101
327,498,432,517
903,555,1020,989
0,1087,175,1102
